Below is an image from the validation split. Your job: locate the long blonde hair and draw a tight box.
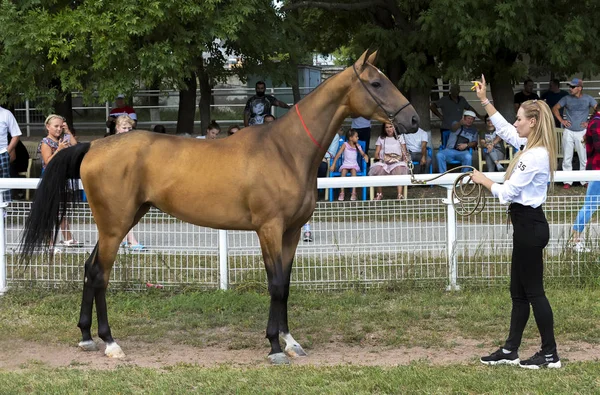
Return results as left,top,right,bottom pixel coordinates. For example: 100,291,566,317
505,100,557,184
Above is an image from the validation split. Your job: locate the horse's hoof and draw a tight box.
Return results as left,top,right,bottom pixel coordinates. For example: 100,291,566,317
268,352,290,365
105,342,125,358
285,343,307,357
78,340,99,352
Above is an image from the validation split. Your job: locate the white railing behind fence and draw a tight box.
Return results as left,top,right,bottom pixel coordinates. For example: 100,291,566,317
0,171,599,294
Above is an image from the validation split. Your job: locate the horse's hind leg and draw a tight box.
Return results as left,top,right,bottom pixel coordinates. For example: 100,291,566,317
78,205,150,358
279,227,307,358
77,244,100,351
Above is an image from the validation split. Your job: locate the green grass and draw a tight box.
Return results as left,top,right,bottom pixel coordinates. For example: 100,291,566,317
1,286,599,349
1,286,599,393
0,362,599,394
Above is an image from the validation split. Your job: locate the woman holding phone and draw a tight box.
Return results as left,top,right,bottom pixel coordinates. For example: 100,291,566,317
38,114,80,251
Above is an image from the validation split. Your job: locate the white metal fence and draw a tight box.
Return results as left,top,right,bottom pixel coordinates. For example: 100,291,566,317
1,172,599,293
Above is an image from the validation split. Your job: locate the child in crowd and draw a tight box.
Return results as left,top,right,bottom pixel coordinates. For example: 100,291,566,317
153,125,166,134
227,125,241,136
330,128,369,201
197,120,221,139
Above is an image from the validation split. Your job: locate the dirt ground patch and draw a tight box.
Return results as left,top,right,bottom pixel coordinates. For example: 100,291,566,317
1,338,599,371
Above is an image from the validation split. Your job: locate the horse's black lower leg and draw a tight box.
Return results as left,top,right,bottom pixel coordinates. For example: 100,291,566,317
95,286,114,344
266,277,289,356
77,245,99,349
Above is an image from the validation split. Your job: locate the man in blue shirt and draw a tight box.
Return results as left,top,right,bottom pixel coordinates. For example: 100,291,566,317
552,78,597,188
436,110,479,173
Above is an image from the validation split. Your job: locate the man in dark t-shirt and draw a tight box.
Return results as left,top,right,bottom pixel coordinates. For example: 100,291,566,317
244,81,290,126
513,78,540,112
541,79,568,127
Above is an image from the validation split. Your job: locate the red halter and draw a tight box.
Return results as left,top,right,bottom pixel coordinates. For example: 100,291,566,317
295,104,324,150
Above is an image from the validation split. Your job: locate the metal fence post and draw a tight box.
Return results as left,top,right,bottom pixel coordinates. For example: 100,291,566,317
0,192,7,295
25,100,31,137
442,187,460,291
218,229,228,290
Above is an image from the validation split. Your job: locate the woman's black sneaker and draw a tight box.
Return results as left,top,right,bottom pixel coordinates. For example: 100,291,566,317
519,351,561,369
480,348,520,366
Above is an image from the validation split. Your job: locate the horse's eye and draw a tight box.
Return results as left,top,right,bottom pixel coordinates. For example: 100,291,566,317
371,82,381,88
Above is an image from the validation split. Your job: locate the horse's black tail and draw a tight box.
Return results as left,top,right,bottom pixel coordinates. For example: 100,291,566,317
19,142,92,264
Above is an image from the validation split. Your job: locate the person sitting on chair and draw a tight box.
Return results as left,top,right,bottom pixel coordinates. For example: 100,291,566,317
480,114,506,172
368,122,410,200
436,110,479,173
403,127,431,174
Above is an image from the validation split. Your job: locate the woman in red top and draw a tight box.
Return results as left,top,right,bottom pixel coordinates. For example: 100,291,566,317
570,106,600,252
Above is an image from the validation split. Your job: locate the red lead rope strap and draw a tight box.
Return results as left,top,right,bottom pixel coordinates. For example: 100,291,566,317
295,104,324,150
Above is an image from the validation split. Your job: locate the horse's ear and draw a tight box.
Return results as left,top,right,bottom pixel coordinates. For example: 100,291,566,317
366,50,379,66
354,49,371,70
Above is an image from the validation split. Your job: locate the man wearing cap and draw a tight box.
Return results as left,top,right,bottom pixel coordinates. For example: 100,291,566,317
436,110,479,173
552,78,597,189
106,94,137,135
430,85,481,146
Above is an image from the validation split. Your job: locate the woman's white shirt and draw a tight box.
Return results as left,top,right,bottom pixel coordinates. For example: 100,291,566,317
488,112,550,208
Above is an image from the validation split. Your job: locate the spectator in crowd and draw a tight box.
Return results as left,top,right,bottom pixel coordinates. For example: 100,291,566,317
8,132,29,200
227,125,241,136
197,120,221,139
0,105,22,202
115,115,135,134
436,110,479,173
403,127,431,174
552,78,597,189
111,115,145,250
570,105,600,253
38,114,79,251
8,133,29,178
62,119,77,137
368,122,409,200
480,115,506,172
106,94,137,135
514,78,540,112
330,128,369,201
264,114,276,123
541,79,568,127
351,116,372,154
430,84,480,145
153,125,166,134
472,75,561,370
244,81,290,127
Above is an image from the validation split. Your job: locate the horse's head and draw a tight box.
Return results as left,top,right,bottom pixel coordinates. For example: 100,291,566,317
347,50,419,134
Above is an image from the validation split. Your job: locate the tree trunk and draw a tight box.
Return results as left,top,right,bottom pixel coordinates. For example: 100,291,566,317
198,64,212,133
408,85,431,132
176,72,197,135
490,72,516,124
51,78,73,128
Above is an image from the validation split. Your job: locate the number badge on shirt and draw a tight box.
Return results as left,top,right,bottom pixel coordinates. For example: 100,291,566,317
518,161,526,171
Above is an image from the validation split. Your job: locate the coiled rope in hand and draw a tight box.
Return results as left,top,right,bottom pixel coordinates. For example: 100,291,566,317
407,163,486,217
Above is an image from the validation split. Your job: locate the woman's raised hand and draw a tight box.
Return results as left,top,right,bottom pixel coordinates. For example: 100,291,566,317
472,74,487,101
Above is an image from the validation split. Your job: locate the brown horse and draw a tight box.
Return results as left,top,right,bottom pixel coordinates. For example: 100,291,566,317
19,50,418,365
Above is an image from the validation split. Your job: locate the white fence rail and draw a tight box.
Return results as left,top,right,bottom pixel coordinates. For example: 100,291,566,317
1,171,599,294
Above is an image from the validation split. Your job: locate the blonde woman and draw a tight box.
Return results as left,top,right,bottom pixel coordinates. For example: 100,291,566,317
38,114,80,251
113,115,145,250
471,75,560,369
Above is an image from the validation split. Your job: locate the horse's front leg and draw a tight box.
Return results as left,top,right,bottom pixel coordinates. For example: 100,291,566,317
279,226,307,358
258,221,293,365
